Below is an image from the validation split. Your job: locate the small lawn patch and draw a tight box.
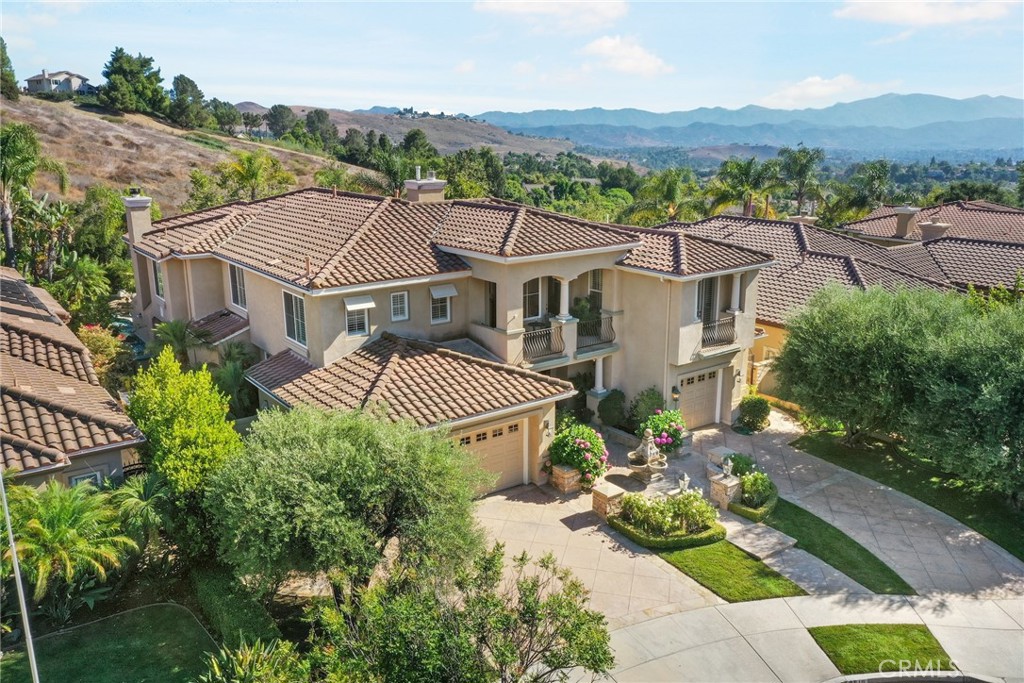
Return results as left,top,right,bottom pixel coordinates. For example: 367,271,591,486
809,624,956,675
659,541,806,602
793,432,1024,562
0,604,216,683
765,498,915,595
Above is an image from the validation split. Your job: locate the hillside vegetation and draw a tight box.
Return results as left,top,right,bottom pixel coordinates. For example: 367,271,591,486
2,97,357,212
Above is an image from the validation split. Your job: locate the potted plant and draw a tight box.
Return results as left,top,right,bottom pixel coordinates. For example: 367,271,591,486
548,422,609,492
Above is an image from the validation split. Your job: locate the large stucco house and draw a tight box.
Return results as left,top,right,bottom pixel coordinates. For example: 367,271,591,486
24,69,97,96
123,179,773,493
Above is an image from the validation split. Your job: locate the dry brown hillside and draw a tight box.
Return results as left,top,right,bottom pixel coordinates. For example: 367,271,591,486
1,97,357,213
236,102,574,157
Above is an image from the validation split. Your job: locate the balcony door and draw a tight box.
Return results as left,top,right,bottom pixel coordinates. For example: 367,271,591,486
697,278,717,323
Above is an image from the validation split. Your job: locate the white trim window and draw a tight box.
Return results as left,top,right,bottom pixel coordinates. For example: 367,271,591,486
283,291,307,346
344,295,375,336
69,471,103,487
229,265,247,309
522,278,541,320
589,269,604,311
390,291,409,322
429,284,458,325
153,260,164,299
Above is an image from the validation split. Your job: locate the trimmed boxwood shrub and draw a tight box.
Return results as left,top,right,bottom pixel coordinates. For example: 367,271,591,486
619,491,718,535
597,389,627,428
725,453,756,477
608,516,727,550
549,422,608,488
728,479,779,523
627,387,665,432
191,565,280,647
637,409,687,454
738,395,771,432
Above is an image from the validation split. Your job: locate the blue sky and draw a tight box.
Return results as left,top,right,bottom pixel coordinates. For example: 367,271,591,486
3,1,1022,113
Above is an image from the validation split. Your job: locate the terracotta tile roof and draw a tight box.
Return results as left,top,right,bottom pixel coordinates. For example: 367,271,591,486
679,216,951,325
1,271,143,475
892,238,1024,289
616,225,773,277
246,333,574,427
843,201,1024,243
190,309,249,344
432,200,641,257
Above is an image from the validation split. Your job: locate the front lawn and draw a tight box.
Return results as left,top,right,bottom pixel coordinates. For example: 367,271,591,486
809,624,955,675
0,604,216,683
659,541,806,602
792,432,1024,562
765,498,915,595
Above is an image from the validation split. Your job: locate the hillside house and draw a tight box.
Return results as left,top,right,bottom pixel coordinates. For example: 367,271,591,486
24,69,97,95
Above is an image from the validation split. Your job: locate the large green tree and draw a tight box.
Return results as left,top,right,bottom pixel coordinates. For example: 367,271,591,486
168,74,210,129
264,104,297,138
0,36,18,101
707,156,785,217
0,123,68,268
205,407,489,598
98,47,168,114
207,98,242,134
617,167,706,226
778,144,826,215
305,108,338,149
215,149,295,201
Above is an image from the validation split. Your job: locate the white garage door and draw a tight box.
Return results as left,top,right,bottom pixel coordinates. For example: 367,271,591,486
678,369,719,429
456,420,525,493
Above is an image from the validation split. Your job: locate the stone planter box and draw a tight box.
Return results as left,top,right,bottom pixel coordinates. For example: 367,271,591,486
709,473,743,510
551,464,581,494
591,480,625,520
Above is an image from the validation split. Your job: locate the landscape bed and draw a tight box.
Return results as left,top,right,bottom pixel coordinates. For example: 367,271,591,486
658,541,806,602
808,623,955,675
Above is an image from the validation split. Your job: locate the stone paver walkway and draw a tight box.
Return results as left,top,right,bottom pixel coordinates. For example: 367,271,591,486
692,410,1024,598
605,595,1024,682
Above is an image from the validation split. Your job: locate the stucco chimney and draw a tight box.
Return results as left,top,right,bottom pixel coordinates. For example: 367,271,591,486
790,215,818,226
919,222,951,242
42,69,48,80
123,189,153,244
894,205,919,238
404,169,447,203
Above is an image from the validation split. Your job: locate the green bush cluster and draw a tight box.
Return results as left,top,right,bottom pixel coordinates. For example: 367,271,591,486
637,409,687,453
741,472,774,507
597,389,627,428
191,565,280,647
619,491,718,536
627,387,665,432
738,395,771,431
608,516,726,551
725,453,756,477
549,422,608,487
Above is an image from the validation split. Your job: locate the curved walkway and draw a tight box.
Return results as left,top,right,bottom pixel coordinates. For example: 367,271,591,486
693,410,1024,598
607,594,1024,682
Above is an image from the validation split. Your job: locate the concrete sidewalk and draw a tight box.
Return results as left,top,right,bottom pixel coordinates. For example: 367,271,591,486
607,595,1024,682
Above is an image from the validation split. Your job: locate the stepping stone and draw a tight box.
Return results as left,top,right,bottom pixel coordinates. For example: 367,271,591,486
723,519,797,559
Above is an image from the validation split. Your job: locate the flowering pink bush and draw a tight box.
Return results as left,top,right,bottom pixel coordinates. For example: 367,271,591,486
637,408,686,454
549,422,608,487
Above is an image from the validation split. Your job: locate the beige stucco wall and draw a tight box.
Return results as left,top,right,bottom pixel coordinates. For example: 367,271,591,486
244,272,309,360
751,322,788,398
16,449,126,489
186,258,227,320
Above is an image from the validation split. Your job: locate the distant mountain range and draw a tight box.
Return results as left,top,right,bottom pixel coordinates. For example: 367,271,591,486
477,94,1023,130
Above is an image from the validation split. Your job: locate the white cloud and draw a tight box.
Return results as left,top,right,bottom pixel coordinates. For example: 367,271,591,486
871,29,916,45
473,0,628,33
580,35,673,77
835,1,1010,26
760,74,900,109
454,59,476,74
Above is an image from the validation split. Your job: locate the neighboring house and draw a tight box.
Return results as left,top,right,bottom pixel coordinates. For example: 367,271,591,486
123,180,773,493
0,268,144,487
842,200,1024,245
24,69,97,95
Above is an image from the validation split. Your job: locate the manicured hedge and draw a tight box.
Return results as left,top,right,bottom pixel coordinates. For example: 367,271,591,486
191,565,280,647
728,483,779,522
608,515,726,550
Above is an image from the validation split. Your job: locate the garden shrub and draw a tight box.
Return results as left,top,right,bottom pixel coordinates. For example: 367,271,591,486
191,565,280,647
637,409,687,454
619,491,717,536
549,422,608,488
597,389,627,429
738,395,771,431
562,371,595,424
608,516,726,551
725,453,756,477
627,387,665,432
741,472,774,508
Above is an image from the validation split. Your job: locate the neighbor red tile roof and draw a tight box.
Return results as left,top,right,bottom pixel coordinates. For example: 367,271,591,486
1,271,143,475
616,226,773,277
843,201,1024,243
246,333,574,427
190,309,249,344
677,216,951,325
890,238,1024,289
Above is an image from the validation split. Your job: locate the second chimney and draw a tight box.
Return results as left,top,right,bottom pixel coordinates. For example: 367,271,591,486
919,222,952,242
893,205,919,239
122,190,153,244
404,169,447,203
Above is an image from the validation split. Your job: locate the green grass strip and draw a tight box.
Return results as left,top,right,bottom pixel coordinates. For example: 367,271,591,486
808,624,956,675
793,432,1024,562
659,541,806,602
765,498,916,595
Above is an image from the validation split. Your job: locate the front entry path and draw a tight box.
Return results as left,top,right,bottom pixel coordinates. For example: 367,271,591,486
694,410,1024,598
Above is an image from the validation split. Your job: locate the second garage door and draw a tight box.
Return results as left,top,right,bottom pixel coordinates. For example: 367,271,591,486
458,420,526,493
678,368,719,428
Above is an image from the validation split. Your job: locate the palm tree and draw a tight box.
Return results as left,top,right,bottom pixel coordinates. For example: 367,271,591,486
616,168,708,226
21,195,75,280
215,150,295,201
6,481,136,602
778,145,826,216
706,157,786,218
149,319,212,367
49,251,111,319
110,473,168,554
213,360,252,418
1,123,69,268
313,163,362,193
354,148,413,197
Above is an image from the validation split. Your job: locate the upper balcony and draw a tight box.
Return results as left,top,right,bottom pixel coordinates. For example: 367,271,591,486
701,315,736,349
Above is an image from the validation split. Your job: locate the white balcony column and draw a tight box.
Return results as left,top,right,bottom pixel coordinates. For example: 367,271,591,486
728,273,742,313
555,276,572,321
593,356,605,393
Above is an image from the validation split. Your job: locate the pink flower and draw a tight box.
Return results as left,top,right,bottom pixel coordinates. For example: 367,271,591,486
666,437,673,444
660,432,668,439
596,432,603,438
583,442,591,449
655,409,662,415
584,472,593,479
603,449,609,457
600,455,607,462
584,453,592,460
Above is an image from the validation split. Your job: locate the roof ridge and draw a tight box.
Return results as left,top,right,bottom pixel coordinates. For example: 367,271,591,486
178,206,257,254
682,232,776,263
501,207,527,257
308,196,392,288
361,333,406,406
792,222,810,253
0,319,86,353
1,383,138,433
672,232,686,275
464,197,640,238
0,431,67,465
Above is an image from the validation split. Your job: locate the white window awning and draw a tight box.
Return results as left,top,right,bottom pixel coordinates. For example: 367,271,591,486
429,284,459,299
343,295,376,311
